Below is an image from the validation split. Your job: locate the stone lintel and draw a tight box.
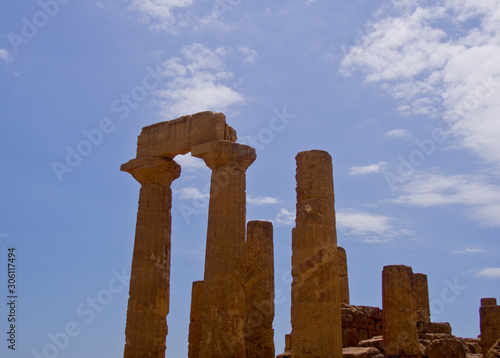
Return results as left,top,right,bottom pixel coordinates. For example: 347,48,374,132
192,140,256,170
121,156,180,185
136,111,237,158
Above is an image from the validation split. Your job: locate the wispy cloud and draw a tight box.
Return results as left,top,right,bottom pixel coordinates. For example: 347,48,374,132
336,209,412,243
127,0,194,32
349,161,387,175
179,187,209,200
475,267,500,280
238,46,259,64
392,171,500,226
340,1,500,169
0,49,13,63
155,43,244,118
273,208,295,226
385,128,412,140
452,247,485,255
247,196,280,205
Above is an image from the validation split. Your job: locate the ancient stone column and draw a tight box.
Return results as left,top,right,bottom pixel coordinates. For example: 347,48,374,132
245,220,275,358
337,246,350,305
121,156,181,358
192,140,256,358
382,265,420,358
291,150,343,358
414,273,431,323
480,298,500,356
188,281,204,358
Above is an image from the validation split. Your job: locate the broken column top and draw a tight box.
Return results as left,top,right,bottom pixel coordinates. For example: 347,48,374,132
136,111,237,158
482,298,498,307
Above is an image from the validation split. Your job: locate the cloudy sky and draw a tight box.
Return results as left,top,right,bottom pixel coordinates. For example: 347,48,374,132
1,0,499,356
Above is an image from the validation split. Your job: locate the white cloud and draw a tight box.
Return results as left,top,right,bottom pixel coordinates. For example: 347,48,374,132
155,43,244,118
475,267,500,280
349,161,387,175
452,247,485,254
174,153,207,170
238,46,259,64
127,0,193,32
0,49,13,63
179,187,209,200
273,208,295,226
336,209,412,243
392,171,500,226
247,196,280,205
385,128,412,139
340,1,500,169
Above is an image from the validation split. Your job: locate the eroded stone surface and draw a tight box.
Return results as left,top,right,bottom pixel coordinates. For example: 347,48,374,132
122,157,180,358
136,111,237,157
245,220,275,358
413,273,430,324
342,305,383,348
196,141,256,358
342,347,383,358
481,303,500,356
188,281,204,358
425,338,467,358
382,265,420,357
291,150,342,358
486,339,500,358
338,246,350,305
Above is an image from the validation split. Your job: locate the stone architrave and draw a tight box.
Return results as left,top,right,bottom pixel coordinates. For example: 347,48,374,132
192,140,256,358
121,156,181,358
337,247,350,305
245,220,275,358
188,281,204,358
291,150,343,358
480,298,500,356
382,265,420,358
414,273,431,323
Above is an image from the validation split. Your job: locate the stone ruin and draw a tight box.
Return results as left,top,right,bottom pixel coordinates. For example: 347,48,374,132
120,111,500,358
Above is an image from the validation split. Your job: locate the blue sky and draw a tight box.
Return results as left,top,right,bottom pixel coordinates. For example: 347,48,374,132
1,0,499,357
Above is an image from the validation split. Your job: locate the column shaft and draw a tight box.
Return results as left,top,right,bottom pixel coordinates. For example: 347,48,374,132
245,220,275,358
121,157,180,358
193,141,256,358
480,299,500,356
337,247,350,305
291,150,343,358
188,281,204,358
414,273,431,323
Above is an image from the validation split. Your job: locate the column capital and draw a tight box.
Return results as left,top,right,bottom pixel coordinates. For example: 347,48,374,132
121,156,181,186
191,140,256,171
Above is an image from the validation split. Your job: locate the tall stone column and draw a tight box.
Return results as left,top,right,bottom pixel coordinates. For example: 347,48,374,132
291,150,343,358
414,273,431,323
382,265,420,358
337,247,350,305
480,297,500,356
245,220,275,358
121,156,181,358
188,281,204,358
192,140,256,358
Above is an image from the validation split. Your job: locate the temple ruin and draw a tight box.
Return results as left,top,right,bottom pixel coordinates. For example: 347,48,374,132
121,111,500,358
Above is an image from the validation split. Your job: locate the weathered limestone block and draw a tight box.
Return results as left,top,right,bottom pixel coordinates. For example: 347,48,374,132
358,336,384,353
482,298,498,307
341,305,383,348
480,299,500,356
418,321,452,335
245,220,275,358
121,156,181,358
291,150,343,358
338,246,350,305
486,339,500,358
463,338,482,354
136,111,237,157
413,273,431,323
193,141,256,358
285,334,292,352
188,281,204,358
382,265,420,357
342,347,383,358
425,338,467,358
